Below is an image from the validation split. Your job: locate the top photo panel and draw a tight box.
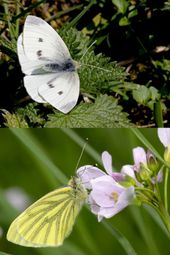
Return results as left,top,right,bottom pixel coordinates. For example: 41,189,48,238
0,0,169,127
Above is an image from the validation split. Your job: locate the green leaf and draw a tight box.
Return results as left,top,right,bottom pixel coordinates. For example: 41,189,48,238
0,36,17,59
45,95,131,128
119,16,130,26
132,85,151,105
2,109,29,128
112,0,129,14
149,86,160,101
60,27,126,95
16,103,45,127
0,251,13,255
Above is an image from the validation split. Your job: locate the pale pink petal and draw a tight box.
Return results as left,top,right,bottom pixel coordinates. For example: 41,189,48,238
152,169,163,184
98,186,134,218
77,165,105,189
90,175,117,186
88,195,100,215
99,206,121,218
133,147,147,171
102,151,113,175
90,176,124,207
158,128,170,148
112,172,124,182
156,169,163,183
121,165,136,179
118,186,135,206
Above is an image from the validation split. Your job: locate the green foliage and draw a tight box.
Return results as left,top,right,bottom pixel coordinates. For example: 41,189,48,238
0,252,13,255
0,0,169,126
132,85,165,111
16,103,45,127
152,59,170,72
163,0,170,10
61,27,126,95
45,95,131,128
2,109,29,128
0,37,17,59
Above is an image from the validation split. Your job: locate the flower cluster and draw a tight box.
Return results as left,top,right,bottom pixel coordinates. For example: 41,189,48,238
76,128,170,223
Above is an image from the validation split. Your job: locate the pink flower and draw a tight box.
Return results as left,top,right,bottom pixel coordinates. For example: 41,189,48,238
133,147,147,172
77,151,114,189
77,165,105,189
89,175,134,221
121,146,162,183
158,128,170,148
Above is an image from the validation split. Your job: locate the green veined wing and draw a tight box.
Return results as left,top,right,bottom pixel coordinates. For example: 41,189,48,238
7,177,87,247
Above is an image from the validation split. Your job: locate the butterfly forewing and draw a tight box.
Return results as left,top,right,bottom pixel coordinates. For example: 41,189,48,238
7,181,87,247
17,34,48,77
23,16,71,63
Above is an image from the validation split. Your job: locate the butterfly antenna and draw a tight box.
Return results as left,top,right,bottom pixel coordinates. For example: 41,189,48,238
80,63,113,73
80,40,97,60
79,40,114,73
74,138,89,171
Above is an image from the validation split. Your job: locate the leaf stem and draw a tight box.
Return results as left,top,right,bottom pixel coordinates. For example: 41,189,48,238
154,101,164,127
164,167,169,212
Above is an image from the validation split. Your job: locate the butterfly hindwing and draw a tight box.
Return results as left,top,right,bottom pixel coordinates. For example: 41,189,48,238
23,73,58,103
7,183,86,247
38,72,80,114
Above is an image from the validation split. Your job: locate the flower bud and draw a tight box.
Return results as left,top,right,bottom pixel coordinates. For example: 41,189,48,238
146,150,159,173
137,163,152,181
164,147,170,163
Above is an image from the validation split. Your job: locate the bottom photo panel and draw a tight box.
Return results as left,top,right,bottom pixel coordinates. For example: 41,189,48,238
0,128,170,255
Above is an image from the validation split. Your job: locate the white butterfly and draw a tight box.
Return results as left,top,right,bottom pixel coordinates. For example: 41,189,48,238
17,15,80,114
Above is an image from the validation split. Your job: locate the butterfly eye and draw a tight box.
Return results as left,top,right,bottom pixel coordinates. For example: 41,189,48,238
63,59,75,72
58,91,63,95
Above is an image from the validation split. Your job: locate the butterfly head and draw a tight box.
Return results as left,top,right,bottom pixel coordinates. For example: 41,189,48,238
68,176,88,201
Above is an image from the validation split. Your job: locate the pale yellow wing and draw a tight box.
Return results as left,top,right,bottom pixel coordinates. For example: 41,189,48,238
7,185,85,247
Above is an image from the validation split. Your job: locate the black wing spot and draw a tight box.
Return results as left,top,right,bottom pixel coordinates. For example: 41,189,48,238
48,84,55,88
58,91,63,95
38,38,43,42
37,50,42,57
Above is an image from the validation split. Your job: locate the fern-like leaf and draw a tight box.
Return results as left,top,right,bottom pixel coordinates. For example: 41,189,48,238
45,95,131,128
2,109,28,128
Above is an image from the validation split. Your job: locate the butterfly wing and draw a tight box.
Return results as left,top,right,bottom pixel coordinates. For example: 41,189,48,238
7,186,84,247
38,72,80,114
17,34,48,77
23,15,70,63
17,15,79,112
23,73,59,104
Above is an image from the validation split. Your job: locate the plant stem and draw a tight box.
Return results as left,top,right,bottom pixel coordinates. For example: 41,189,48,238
164,167,169,212
154,101,164,127
159,203,170,234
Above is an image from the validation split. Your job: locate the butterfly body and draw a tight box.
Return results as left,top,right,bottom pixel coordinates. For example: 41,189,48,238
44,59,76,73
17,15,80,113
7,177,87,247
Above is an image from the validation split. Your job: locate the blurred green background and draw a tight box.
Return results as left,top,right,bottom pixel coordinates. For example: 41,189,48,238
0,128,169,255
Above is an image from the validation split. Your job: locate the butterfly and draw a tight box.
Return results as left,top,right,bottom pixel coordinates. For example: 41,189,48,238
17,15,80,114
7,177,87,247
